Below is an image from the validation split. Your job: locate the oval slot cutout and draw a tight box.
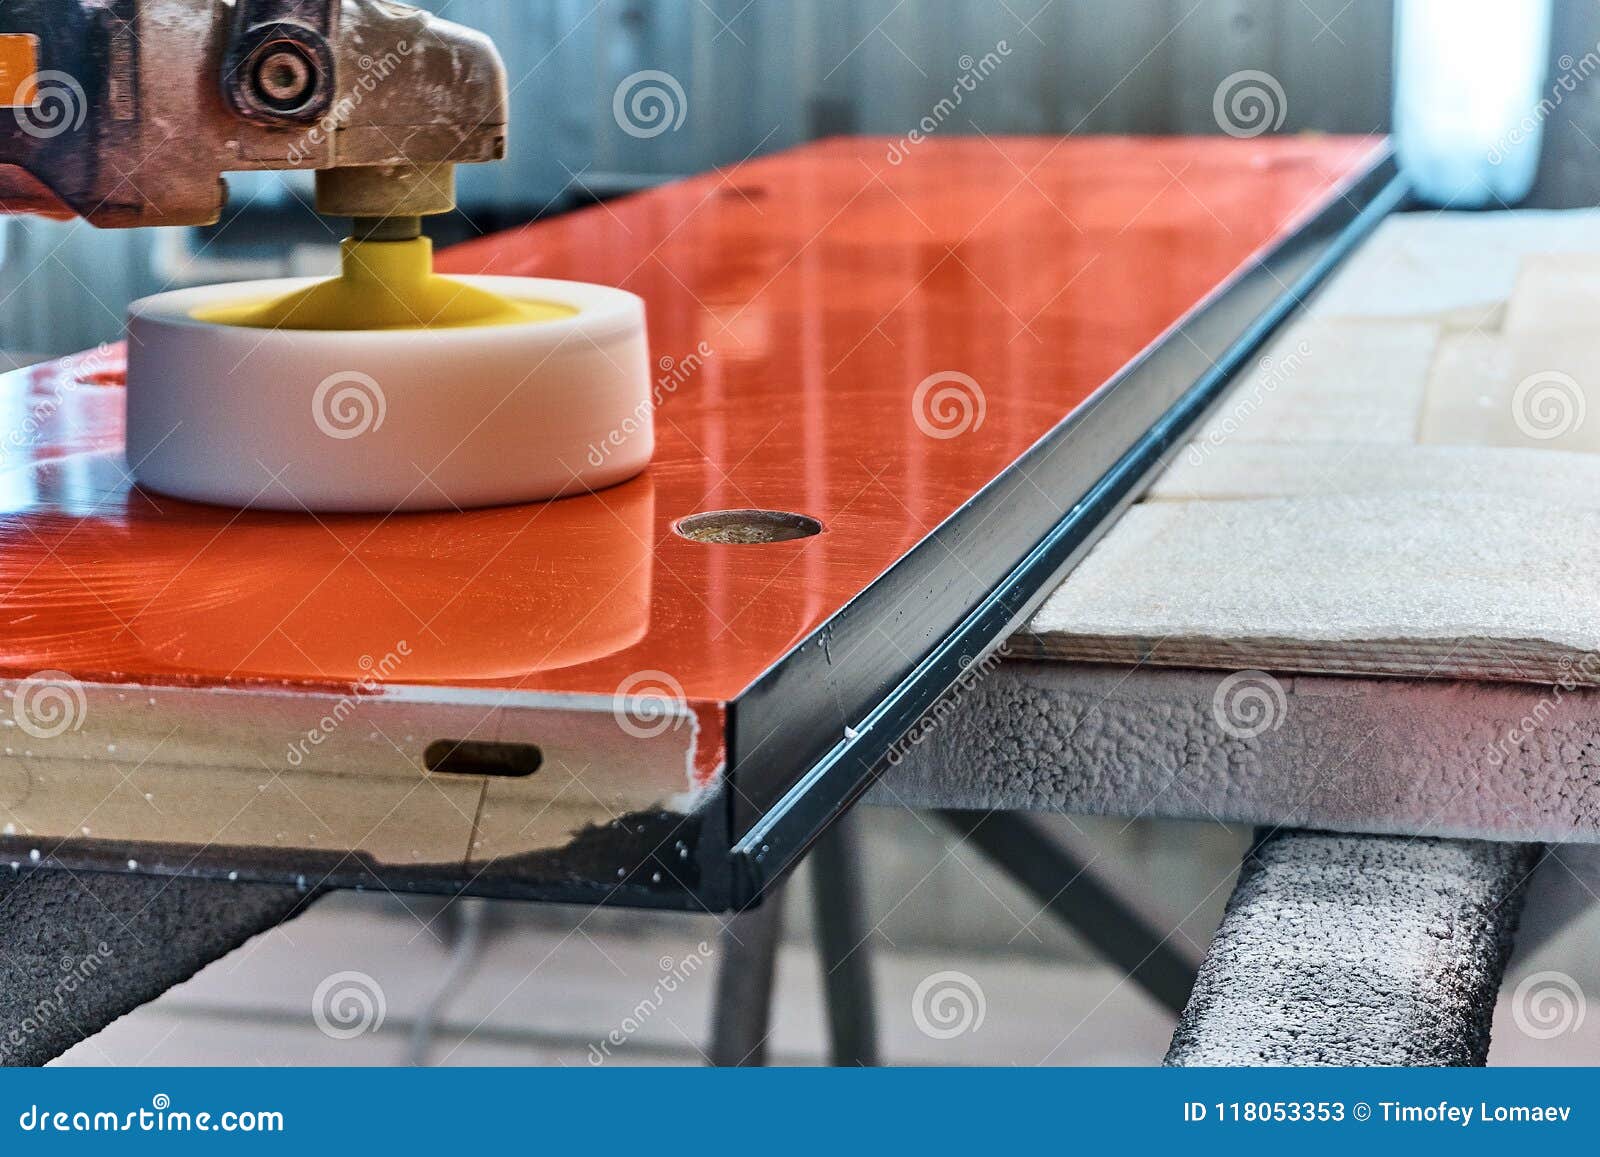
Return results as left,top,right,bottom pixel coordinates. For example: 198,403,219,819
424,739,544,779
675,509,823,545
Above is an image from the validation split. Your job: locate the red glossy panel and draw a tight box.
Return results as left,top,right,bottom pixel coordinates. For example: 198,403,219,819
0,136,1383,705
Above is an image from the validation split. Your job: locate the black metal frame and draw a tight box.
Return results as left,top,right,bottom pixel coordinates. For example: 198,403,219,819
937,811,1198,1016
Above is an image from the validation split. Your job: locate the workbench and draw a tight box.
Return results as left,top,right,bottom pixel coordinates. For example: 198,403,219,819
885,207,1600,835
881,208,1600,1063
0,139,1581,1066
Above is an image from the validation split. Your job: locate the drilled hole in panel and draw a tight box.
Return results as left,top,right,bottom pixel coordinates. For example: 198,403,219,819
424,739,543,778
675,509,823,545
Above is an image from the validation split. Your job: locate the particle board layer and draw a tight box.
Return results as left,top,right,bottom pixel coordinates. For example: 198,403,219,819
1019,209,1600,686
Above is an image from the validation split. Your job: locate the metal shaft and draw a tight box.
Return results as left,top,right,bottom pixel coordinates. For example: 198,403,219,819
351,215,424,242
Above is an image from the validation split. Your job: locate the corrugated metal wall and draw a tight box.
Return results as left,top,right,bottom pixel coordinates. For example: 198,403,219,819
434,0,1394,206
3,0,1396,355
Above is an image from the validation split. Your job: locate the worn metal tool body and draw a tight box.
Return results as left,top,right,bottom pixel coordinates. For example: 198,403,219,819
0,0,507,228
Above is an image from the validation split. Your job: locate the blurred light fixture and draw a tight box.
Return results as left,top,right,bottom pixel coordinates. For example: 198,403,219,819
1395,0,1553,207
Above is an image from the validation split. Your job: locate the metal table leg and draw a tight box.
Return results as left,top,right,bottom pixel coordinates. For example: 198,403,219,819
810,812,879,1067
707,885,785,1066
0,869,313,1066
1167,830,1541,1066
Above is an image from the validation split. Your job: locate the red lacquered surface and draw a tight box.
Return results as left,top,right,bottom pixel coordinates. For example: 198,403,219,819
0,136,1383,706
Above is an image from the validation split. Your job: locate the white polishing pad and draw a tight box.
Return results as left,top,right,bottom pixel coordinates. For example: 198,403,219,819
125,276,653,512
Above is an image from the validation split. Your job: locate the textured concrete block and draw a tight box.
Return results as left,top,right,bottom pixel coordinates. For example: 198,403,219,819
876,662,1600,843
1167,831,1537,1067
0,871,308,1066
